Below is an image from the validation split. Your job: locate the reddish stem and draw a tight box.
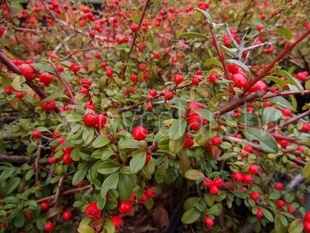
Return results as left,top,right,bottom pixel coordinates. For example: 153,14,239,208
55,70,77,105
120,0,151,80
243,27,310,94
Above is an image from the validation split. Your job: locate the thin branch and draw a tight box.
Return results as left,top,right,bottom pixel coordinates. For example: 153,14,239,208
263,90,310,99
37,185,92,203
34,139,43,184
54,176,65,207
242,27,310,95
0,154,28,163
120,0,151,80
55,70,77,105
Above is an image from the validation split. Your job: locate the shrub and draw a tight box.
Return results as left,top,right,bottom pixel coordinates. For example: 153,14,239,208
0,0,309,232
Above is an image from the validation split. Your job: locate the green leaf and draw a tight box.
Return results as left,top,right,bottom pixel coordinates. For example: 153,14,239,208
184,169,205,181
237,113,259,126
277,28,292,41
207,204,222,216
181,208,201,224
269,96,294,110
72,166,88,186
78,224,95,233
104,219,115,233
169,119,187,140
194,8,212,24
169,137,184,154
278,70,304,95
97,161,121,175
118,174,135,201
42,93,70,101
242,128,278,153
3,177,21,196
92,135,110,148
118,138,142,149
288,219,303,233
32,63,55,74
226,59,251,74
194,109,214,123
0,167,16,182
261,207,274,222
269,190,281,200
262,107,283,123
130,152,146,174
82,127,95,146
100,173,119,198
180,32,208,39
204,58,223,68
11,75,25,91
275,215,287,233
183,197,200,211
14,212,25,228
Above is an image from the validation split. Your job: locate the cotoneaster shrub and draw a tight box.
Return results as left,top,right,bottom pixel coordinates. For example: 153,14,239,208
0,0,309,233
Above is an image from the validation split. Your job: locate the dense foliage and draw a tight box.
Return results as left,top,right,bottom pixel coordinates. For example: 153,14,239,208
0,0,309,232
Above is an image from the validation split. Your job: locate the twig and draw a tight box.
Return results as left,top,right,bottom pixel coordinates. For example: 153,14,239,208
213,91,264,116
0,154,28,163
55,70,77,105
120,0,151,80
37,184,92,203
242,27,310,95
34,139,43,184
54,176,65,207
263,90,310,99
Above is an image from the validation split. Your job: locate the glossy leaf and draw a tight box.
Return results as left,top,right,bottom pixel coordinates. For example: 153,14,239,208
92,135,110,148
100,173,119,198
130,152,146,174
169,119,187,140
184,169,205,180
288,219,303,233
181,208,201,224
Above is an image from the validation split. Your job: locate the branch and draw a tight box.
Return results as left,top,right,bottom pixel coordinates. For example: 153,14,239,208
243,27,310,94
34,139,42,184
55,70,77,105
120,0,151,80
0,154,28,163
213,91,264,116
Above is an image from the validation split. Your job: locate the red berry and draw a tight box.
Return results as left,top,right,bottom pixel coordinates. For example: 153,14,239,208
39,72,54,85
145,155,152,166
145,187,157,198
85,202,101,220
44,221,54,232
81,78,92,88
62,153,72,165
304,212,310,222
256,24,264,32
274,182,284,190
188,114,207,131
130,23,139,32
83,112,98,127
21,65,39,80
48,156,57,164
281,108,292,116
249,80,268,93
209,73,219,84
130,74,138,82
96,114,107,129
0,25,5,37
276,199,285,209
183,132,194,149
230,73,248,89
243,174,253,184
4,86,13,95
62,147,73,154
202,177,213,188
132,126,148,141
15,91,24,99
209,184,220,195
211,136,221,147
249,192,260,201
149,89,157,97
204,216,214,228
191,75,201,85
173,74,184,84
62,210,72,221
304,221,310,233
248,164,259,175
105,68,113,77
164,91,174,101
118,200,132,214
40,99,56,112
111,215,123,231
187,102,204,112
213,177,224,188
32,130,42,139
227,63,239,74
232,172,243,183
40,201,50,211
256,208,264,219
244,145,253,153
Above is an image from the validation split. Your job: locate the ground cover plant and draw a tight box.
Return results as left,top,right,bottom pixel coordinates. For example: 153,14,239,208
0,0,310,232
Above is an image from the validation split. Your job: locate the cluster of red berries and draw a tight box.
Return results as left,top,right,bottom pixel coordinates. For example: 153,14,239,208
83,112,107,129
186,102,208,131
202,177,224,195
